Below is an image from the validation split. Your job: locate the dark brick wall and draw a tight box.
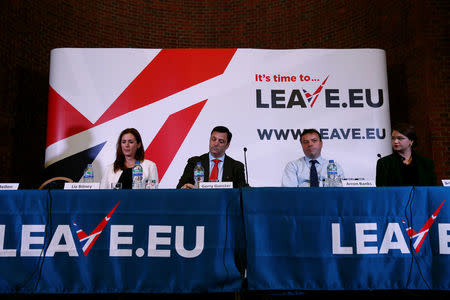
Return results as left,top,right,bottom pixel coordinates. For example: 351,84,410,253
0,0,448,188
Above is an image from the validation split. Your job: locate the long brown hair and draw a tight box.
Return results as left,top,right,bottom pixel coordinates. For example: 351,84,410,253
114,128,145,172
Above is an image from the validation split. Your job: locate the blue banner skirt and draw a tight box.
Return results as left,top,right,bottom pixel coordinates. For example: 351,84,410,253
243,187,450,291
0,189,244,294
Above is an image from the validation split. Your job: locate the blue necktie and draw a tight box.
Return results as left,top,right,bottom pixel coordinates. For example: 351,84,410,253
310,160,319,187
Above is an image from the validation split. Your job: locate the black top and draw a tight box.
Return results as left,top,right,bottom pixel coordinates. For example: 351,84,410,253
401,161,418,186
376,151,436,187
118,168,133,189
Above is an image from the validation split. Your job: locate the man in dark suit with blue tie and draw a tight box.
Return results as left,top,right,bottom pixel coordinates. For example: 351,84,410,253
176,126,248,189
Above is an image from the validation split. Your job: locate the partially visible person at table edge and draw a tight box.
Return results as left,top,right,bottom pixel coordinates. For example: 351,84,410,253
100,128,158,189
376,123,436,186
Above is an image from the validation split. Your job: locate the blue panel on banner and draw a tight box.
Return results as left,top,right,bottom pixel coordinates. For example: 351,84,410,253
43,141,106,182
0,189,244,294
243,187,450,291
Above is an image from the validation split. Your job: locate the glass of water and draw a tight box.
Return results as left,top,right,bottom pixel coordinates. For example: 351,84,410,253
146,179,158,189
111,182,122,189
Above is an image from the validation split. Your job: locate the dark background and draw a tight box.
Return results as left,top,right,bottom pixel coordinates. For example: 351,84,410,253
0,1,448,187
0,1,449,298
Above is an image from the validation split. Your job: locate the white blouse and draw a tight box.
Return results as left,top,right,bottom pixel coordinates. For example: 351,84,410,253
100,159,159,189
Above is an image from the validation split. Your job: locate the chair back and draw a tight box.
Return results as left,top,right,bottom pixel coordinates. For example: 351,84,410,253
38,177,73,190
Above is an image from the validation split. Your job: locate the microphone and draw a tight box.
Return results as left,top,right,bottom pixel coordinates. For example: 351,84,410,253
243,147,249,186
377,153,381,159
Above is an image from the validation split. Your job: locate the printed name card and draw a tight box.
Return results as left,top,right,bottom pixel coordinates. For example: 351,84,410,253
64,183,100,190
199,182,233,189
0,183,19,190
442,179,450,187
341,179,376,187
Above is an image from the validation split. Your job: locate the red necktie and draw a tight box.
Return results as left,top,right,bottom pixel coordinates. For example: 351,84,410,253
209,159,221,182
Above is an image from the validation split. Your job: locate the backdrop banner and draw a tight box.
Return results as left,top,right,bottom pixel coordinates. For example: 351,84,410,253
243,187,450,290
45,48,391,187
0,189,244,293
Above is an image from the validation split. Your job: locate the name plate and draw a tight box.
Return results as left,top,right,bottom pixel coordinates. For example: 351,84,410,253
442,179,450,187
342,179,375,187
199,182,233,189
64,183,100,190
0,183,19,190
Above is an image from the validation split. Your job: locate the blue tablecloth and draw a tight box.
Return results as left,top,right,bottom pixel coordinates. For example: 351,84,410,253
243,187,450,290
0,187,448,293
0,189,244,293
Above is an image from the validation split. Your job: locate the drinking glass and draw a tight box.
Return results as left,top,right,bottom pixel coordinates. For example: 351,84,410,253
111,182,122,189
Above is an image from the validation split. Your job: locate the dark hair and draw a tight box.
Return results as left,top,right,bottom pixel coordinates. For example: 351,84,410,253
211,126,232,144
114,128,145,172
392,123,418,148
300,128,322,142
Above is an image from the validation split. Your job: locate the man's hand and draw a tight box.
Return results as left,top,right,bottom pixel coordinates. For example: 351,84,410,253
181,183,195,189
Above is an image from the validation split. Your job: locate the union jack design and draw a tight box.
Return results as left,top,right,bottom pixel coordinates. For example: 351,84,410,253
402,200,445,253
73,201,120,256
45,49,237,184
303,75,329,107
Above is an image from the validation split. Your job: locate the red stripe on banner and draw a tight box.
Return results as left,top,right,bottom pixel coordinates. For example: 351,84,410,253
46,86,94,147
77,231,88,240
47,49,236,147
95,48,237,125
310,75,329,107
145,100,208,181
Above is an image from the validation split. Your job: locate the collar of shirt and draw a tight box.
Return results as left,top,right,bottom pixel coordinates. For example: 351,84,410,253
209,153,225,162
303,156,325,166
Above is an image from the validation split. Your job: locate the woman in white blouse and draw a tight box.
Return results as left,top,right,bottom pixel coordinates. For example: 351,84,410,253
100,128,158,189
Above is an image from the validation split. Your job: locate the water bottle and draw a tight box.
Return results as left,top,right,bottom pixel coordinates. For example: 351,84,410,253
132,161,144,189
193,162,204,188
83,164,94,183
327,160,338,187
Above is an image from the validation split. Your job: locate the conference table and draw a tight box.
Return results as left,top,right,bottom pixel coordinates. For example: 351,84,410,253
0,187,448,294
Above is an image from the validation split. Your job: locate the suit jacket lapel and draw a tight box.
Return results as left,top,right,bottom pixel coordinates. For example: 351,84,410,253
201,154,210,182
222,155,233,182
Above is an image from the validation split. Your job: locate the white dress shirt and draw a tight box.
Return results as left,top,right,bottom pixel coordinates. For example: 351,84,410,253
100,159,159,189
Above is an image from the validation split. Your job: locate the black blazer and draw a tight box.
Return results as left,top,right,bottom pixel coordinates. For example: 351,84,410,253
176,153,248,188
376,151,436,187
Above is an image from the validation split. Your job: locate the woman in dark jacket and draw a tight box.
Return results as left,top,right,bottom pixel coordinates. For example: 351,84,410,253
376,123,436,186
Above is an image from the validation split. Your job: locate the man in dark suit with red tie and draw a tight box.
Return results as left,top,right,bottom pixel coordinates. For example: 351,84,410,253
176,126,248,189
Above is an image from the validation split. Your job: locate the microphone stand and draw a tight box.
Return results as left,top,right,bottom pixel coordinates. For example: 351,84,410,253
243,147,249,186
